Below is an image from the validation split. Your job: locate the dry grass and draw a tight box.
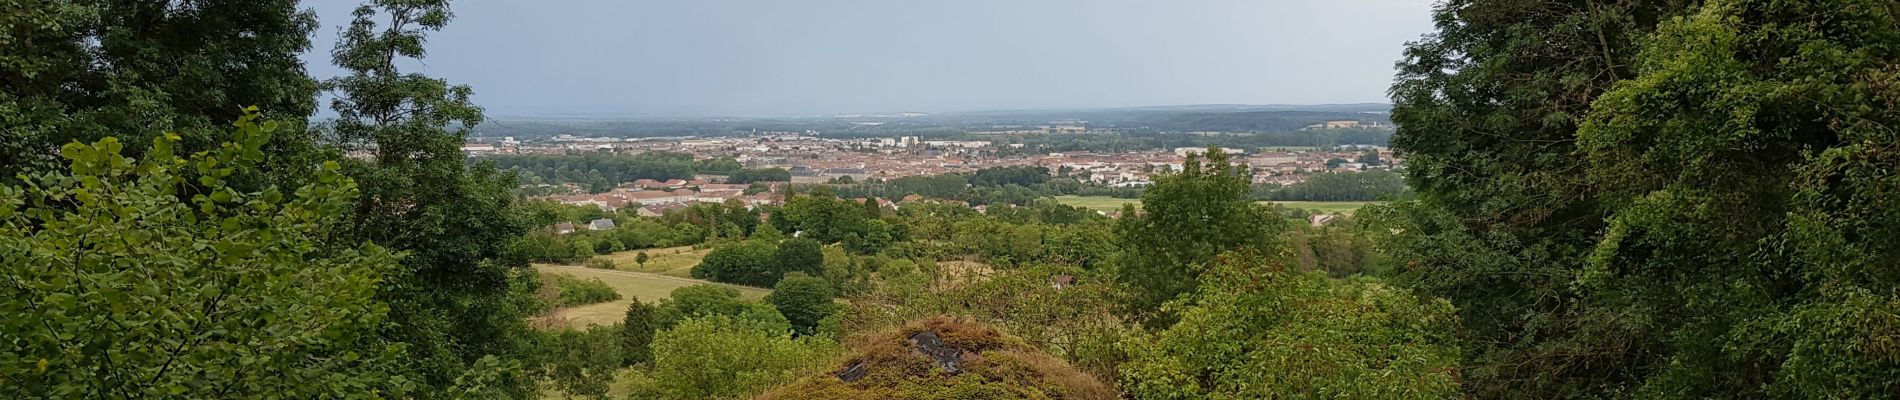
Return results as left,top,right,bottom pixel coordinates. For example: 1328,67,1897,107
597,245,712,278
756,315,1119,400
530,264,769,330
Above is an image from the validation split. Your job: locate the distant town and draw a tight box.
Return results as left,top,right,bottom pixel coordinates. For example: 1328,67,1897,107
456,121,1398,214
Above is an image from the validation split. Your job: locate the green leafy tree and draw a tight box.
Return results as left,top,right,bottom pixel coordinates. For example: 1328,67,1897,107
690,240,781,287
635,251,650,267
0,0,322,184
0,114,413,397
752,218,785,242
1381,0,1900,397
1116,147,1280,322
620,299,658,366
538,326,621,400
765,274,839,336
774,237,825,277
1119,252,1462,399
651,284,791,331
322,0,540,396
625,316,837,400
843,219,895,255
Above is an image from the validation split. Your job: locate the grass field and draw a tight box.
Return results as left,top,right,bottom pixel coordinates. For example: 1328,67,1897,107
1051,195,1140,211
1052,195,1378,215
597,245,711,278
532,264,769,329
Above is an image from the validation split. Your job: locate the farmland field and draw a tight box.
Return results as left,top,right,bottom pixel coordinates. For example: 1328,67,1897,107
1052,195,1378,215
531,264,769,329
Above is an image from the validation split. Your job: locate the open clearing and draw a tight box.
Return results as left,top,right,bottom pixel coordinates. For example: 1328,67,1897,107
596,245,711,278
532,264,769,329
1052,195,1378,215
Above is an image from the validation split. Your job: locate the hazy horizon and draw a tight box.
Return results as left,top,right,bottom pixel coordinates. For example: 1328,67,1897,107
297,0,1436,118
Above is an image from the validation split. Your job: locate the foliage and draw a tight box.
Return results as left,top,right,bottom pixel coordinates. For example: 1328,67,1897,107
766,274,839,336
726,167,792,184
625,315,839,400
544,273,622,307
322,1,543,395
0,115,410,397
1259,170,1408,202
652,284,791,331
620,299,658,366
484,153,696,193
970,166,1052,187
1120,251,1461,399
537,326,621,400
758,316,1118,400
582,258,614,269
774,237,825,277
0,0,322,184
1383,0,1900,397
1116,147,1281,321
691,240,782,287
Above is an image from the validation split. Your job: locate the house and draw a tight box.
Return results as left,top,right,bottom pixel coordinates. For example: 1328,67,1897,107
587,218,617,231
1309,214,1337,227
553,222,577,235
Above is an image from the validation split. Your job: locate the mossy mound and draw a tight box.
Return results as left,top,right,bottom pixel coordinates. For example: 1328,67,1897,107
756,316,1118,400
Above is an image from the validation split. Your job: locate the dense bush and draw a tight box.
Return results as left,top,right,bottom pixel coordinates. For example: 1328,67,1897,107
545,273,623,307
690,240,781,287
624,315,839,400
1118,252,1462,398
766,274,839,335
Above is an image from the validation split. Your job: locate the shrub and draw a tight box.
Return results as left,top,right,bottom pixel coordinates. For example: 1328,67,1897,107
546,273,622,307
625,315,838,399
584,257,616,270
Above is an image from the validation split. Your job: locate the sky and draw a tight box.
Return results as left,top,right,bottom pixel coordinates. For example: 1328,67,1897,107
298,0,1438,117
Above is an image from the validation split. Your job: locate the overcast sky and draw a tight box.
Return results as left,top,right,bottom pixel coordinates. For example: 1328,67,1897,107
298,0,1437,117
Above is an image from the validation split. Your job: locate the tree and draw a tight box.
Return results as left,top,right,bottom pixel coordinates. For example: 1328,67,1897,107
1353,149,1382,166
774,238,825,277
0,0,322,184
625,316,837,400
1119,252,1462,399
1116,147,1280,322
691,240,780,287
0,114,414,397
1323,158,1347,169
539,326,621,400
752,219,785,242
620,299,658,366
765,274,839,336
635,251,650,267
651,284,790,331
323,0,540,396
1380,0,1900,397
843,219,895,255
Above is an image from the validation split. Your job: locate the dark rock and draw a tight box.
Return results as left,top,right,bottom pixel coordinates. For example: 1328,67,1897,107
835,361,868,383
908,330,963,375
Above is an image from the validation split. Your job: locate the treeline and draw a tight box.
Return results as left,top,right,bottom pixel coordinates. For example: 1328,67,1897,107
487,153,698,191
1255,170,1409,201
988,129,1392,155
829,166,1139,207
725,167,791,183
